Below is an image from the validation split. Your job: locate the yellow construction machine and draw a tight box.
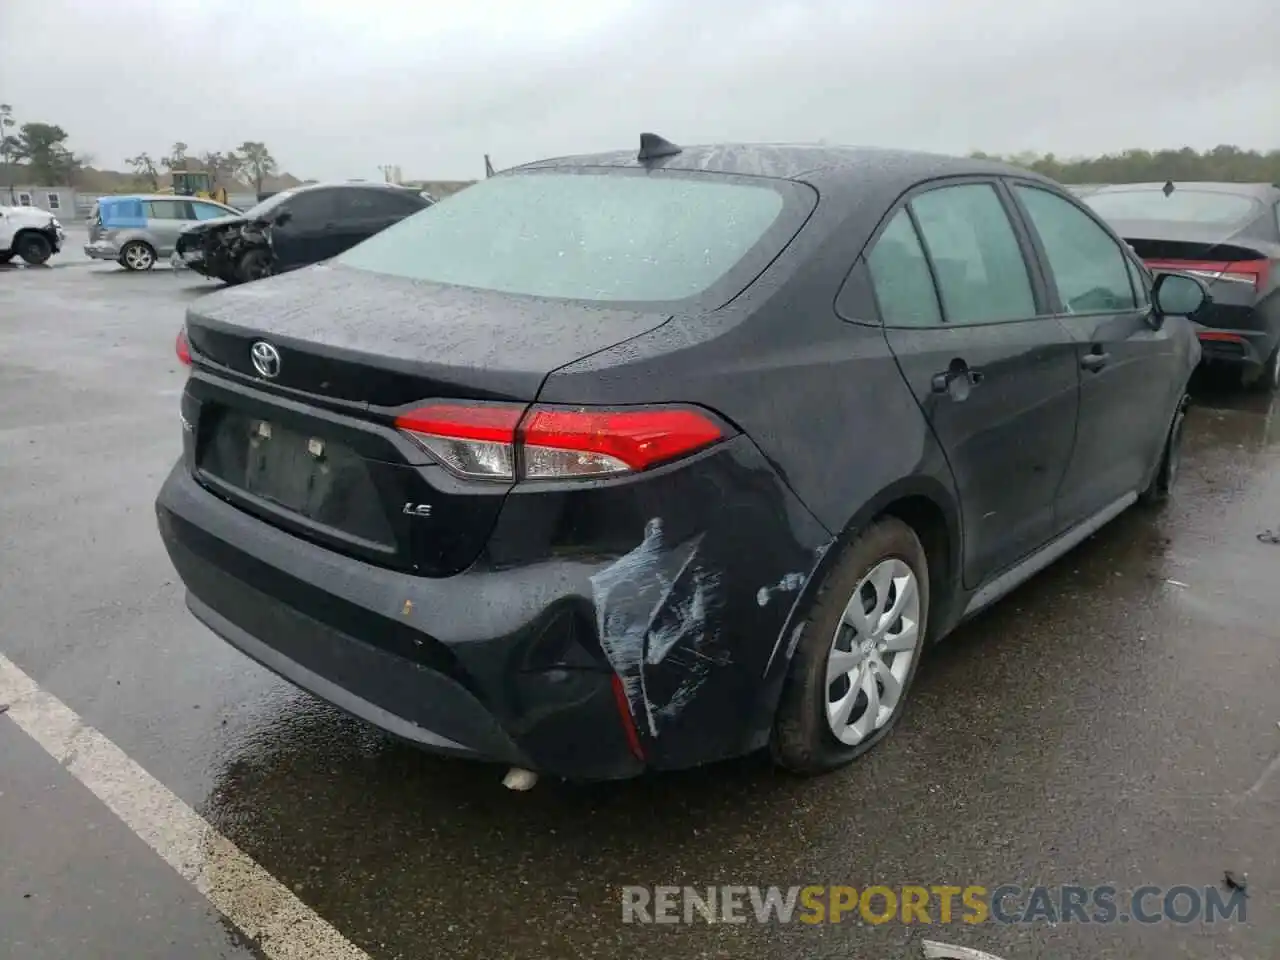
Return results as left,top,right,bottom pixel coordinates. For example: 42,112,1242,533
167,170,229,205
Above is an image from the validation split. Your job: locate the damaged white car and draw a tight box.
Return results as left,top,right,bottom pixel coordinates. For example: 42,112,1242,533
0,204,64,265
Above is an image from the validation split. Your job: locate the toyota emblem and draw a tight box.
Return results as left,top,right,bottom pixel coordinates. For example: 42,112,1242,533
250,341,281,379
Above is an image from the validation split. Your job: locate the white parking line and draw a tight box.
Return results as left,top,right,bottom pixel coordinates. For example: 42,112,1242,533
0,653,371,960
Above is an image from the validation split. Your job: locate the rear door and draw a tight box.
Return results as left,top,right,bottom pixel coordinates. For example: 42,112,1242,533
869,180,1080,588
330,188,416,254
270,188,341,268
1008,182,1178,528
144,199,195,254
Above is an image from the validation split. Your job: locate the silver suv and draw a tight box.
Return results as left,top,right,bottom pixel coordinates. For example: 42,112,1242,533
85,195,240,271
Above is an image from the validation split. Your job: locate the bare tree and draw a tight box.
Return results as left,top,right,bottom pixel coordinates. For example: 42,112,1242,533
198,150,241,189
164,141,189,171
127,152,160,190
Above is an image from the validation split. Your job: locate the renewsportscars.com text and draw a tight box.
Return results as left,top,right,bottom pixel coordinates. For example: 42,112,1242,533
621,884,1247,926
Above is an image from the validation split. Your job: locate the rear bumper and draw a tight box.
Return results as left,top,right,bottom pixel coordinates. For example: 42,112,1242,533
1193,322,1273,369
157,462,639,779
185,593,517,761
156,444,832,779
84,240,120,260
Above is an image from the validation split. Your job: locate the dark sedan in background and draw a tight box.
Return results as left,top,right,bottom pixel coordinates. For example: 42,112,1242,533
1085,181,1280,390
157,138,1206,783
174,181,431,284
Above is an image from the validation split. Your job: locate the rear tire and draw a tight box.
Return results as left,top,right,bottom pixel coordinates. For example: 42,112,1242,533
15,232,52,265
120,240,156,271
771,517,929,775
1140,395,1188,506
1250,345,1280,393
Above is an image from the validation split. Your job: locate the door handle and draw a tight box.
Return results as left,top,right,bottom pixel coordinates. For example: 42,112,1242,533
1081,351,1110,372
931,359,984,398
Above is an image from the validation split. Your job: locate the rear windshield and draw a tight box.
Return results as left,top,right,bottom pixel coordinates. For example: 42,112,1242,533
1086,189,1259,226
336,171,796,305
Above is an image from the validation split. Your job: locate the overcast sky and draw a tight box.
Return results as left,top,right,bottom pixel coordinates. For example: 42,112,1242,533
2,0,1277,182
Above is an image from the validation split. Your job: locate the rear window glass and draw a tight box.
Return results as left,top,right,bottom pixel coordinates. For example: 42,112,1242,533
337,172,791,304
1086,189,1259,226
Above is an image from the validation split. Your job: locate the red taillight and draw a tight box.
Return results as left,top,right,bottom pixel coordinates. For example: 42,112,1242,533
520,407,725,479
1143,258,1270,291
176,328,192,366
393,402,725,482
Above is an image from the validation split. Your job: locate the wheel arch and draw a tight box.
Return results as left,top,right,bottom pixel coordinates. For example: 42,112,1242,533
12,228,53,263
13,227,52,248
752,473,964,741
831,475,963,644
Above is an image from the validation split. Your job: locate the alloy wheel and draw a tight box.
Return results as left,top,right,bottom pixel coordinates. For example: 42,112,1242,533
825,557,921,745
124,243,154,270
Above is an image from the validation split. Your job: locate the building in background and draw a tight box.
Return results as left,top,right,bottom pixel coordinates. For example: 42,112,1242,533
4,184,76,215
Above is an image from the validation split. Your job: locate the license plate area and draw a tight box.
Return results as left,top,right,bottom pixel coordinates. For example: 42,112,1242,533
198,407,396,548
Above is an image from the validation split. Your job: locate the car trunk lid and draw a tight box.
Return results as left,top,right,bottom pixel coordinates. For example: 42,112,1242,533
182,262,672,575
1117,221,1277,332
185,262,669,404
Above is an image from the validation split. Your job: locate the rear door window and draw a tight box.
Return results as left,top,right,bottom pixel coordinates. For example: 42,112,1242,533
865,209,942,327
1015,185,1136,313
282,189,337,228
146,199,193,220
909,183,1037,324
333,189,405,220
338,190,424,219
336,171,803,306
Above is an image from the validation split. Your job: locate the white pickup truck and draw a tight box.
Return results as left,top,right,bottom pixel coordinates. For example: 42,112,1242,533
0,205,64,265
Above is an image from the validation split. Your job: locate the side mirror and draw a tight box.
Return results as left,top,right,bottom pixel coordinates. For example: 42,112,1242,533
1152,271,1208,318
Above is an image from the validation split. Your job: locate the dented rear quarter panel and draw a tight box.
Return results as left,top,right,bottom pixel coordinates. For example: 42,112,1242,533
533,177,966,763
486,435,832,769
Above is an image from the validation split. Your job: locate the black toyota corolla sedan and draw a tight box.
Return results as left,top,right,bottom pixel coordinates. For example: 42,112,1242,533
156,137,1205,782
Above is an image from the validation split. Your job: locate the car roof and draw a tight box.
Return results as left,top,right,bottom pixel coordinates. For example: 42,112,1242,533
1090,181,1280,200
99,194,234,203
290,181,421,194
100,194,170,202
511,142,1058,193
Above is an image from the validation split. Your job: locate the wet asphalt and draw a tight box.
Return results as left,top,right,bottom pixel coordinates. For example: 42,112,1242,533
1,236,1277,959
